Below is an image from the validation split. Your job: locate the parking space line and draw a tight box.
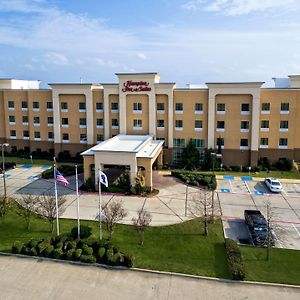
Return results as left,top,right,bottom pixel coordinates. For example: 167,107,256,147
272,231,283,248
293,184,300,193
229,180,234,192
282,189,288,197
244,181,251,194
292,224,300,238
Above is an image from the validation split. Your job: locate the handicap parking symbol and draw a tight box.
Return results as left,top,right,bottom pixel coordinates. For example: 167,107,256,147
255,190,264,195
221,188,230,193
28,175,40,180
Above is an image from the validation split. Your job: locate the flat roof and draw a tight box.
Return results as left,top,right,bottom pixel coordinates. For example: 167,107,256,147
115,72,158,75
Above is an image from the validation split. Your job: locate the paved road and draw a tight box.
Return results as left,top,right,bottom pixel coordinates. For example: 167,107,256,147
0,256,299,300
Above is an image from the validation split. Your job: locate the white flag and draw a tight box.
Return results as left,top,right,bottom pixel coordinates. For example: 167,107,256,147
99,170,108,187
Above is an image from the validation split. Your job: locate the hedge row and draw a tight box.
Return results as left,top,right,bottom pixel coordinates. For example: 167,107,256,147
11,226,133,268
225,238,246,280
171,170,217,190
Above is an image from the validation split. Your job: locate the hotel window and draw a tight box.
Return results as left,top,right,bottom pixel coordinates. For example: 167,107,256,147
22,116,29,124
280,102,289,113
133,119,142,129
191,138,205,148
240,139,249,148
173,138,185,148
261,120,269,130
260,138,269,147
111,119,119,127
8,101,14,109
96,102,103,111
216,121,225,130
62,133,69,141
175,120,183,130
173,148,183,165
240,121,249,131
62,118,69,126
157,103,165,112
279,138,288,147
111,102,118,112
48,132,54,140
33,102,39,110
61,102,68,110
195,103,203,114
175,103,183,113
96,118,103,127
280,120,289,131
241,103,250,113
261,102,270,113
34,131,41,139
23,130,29,138
156,137,165,141
33,117,40,125
10,130,16,137
80,133,87,143
79,102,86,111
79,118,87,127
216,137,224,148
157,120,165,129
22,101,28,110
9,116,15,124
195,120,203,130
133,102,142,112
48,117,53,125
216,103,225,113
47,102,53,110
97,134,104,142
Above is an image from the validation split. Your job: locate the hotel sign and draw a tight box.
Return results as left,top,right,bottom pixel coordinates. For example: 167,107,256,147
122,80,151,92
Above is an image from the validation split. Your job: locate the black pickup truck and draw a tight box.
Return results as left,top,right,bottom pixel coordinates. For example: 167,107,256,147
244,210,274,246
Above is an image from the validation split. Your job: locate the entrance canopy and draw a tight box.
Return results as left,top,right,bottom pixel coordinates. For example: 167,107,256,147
81,135,164,188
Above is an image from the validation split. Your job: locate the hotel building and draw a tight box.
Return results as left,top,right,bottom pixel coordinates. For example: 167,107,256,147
1,73,300,186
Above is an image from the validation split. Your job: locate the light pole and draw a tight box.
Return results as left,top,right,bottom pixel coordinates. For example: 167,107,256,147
1,143,9,199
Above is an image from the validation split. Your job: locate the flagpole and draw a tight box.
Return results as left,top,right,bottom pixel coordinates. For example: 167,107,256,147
75,165,80,239
98,167,102,241
53,157,60,236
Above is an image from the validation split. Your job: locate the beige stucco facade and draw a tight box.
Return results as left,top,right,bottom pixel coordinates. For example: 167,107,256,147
1,74,300,170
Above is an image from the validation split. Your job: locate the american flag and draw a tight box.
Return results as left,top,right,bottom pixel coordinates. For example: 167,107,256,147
55,169,69,186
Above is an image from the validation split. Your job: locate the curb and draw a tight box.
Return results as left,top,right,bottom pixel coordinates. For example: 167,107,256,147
1,252,300,290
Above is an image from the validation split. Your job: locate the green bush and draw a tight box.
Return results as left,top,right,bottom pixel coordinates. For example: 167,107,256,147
53,248,63,259
53,233,72,246
37,240,50,255
123,254,134,268
74,249,82,261
97,247,106,261
42,165,83,179
44,245,54,257
28,239,38,248
225,238,245,280
21,246,31,255
80,255,97,264
30,247,38,256
81,177,95,192
71,225,92,239
81,244,93,255
12,241,24,254
66,240,77,250
65,249,75,260
56,242,63,250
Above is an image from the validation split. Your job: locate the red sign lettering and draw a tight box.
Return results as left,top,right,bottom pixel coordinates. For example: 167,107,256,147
122,80,151,92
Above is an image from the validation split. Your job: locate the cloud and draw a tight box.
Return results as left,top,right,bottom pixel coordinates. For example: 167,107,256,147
45,52,69,65
137,52,147,60
182,0,300,15
0,0,47,13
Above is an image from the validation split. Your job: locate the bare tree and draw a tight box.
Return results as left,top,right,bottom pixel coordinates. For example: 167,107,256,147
103,200,127,240
36,194,66,233
16,195,39,230
132,208,152,246
189,188,217,236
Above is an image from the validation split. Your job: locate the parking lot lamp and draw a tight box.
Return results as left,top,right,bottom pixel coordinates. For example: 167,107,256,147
1,143,10,199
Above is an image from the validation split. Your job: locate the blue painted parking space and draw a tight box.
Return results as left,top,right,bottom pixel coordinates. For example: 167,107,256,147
241,176,253,181
21,164,33,168
1,174,11,178
223,176,234,181
221,188,230,193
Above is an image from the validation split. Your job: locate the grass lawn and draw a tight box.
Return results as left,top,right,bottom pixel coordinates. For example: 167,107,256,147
4,156,81,166
0,205,229,279
241,246,300,285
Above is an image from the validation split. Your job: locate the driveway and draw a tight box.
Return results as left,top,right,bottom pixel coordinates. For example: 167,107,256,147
1,256,299,300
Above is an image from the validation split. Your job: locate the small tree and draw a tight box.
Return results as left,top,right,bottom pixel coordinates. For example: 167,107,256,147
132,208,152,246
134,173,145,195
36,194,66,233
181,140,199,170
103,200,127,240
0,195,12,221
16,195,39,230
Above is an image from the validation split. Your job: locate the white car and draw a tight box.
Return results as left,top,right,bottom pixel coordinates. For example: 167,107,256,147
264,177,283,193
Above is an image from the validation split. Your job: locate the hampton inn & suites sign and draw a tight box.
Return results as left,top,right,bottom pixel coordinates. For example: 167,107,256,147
122,80,151,92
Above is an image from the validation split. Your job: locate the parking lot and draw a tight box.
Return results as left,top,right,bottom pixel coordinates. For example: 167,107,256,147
217,176,300,250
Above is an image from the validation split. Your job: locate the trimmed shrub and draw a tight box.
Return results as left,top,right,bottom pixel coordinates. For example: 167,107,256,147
65,249,75,260
66,240,77,250
82,244,93,255
53,248,63,259
12,241,24,254
30,247,38,256
80,255,96,264
37,241,50,255
74,249,82,261
90,240,105,253
28,239,38,249
71,225,92,240
45,245,54,257
123,254,134,268
97,247,106,260
56,242,63,250
21,246,31,256
225,238,245,281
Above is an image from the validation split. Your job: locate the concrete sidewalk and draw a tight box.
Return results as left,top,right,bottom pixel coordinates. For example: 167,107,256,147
0,255,299,300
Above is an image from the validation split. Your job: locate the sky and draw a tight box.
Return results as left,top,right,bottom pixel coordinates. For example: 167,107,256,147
0,0,300,87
